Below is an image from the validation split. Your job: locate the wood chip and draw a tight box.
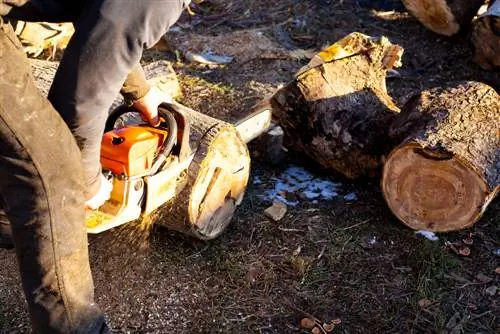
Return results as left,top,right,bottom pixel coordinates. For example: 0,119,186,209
264,200,287,221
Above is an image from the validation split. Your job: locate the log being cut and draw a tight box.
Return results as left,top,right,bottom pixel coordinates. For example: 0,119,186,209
402,0,485,36
471,0,500,70
383,81,499,232
271,32,403,179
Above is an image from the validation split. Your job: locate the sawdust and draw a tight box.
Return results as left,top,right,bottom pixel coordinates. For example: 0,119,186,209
166,28,292,64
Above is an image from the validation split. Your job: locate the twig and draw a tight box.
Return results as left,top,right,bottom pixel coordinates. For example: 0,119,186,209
278,227,306,232
336,218,371,231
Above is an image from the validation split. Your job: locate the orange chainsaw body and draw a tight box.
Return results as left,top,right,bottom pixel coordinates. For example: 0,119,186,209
100,126,168,176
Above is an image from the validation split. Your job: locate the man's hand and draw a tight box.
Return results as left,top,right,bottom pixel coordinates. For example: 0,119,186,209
132,86,173,126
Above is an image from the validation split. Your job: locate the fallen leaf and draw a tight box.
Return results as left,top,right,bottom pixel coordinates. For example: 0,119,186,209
418,298,432,308
323,323,335,332
300,318,316,329
475,273,493,283
462,237,474,245
485,286,497,296
459,247,471,256
311,327,321,334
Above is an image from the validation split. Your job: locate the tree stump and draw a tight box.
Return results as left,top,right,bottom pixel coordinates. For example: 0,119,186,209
471,0,500,70
383,81,499,232
402,0,485,36
271,32,403,179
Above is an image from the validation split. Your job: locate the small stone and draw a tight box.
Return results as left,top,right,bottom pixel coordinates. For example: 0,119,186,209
495,267,500,275
264,200,287,221
485,286,497,296
300,318,315,329
332,319,342,325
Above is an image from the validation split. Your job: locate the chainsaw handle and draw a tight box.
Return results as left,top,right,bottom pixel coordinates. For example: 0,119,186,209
105,104,178,175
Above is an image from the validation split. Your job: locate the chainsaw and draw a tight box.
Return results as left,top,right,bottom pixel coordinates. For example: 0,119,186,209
85,101,272,240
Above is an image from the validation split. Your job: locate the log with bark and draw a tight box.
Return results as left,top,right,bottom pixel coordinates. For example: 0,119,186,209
271,32,404,179
383,81,499,232
471,0,500,70
402,0,485,36
29,59,182,104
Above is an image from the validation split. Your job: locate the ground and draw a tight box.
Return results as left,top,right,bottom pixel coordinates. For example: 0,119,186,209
0,1,499,333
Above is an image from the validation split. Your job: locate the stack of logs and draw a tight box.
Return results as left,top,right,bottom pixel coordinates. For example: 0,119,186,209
402,0,500,70
270,32,499,233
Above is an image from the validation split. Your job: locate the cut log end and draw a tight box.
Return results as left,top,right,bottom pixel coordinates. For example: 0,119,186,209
402,0,485,36
382,143,489,232
158,123,250,240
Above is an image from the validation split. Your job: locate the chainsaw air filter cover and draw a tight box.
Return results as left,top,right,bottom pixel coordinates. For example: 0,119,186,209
100,126,167,177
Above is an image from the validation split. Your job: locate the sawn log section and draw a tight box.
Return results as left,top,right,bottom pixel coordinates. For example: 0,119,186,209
384,81,499,232
271,33,403,179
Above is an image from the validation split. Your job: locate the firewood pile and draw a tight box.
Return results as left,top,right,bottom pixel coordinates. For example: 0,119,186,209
269,32,499,233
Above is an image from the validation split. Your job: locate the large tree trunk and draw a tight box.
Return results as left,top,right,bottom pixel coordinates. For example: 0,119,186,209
383,81,499,232
471,0,500,70
271,32,403,179
402,0,485,36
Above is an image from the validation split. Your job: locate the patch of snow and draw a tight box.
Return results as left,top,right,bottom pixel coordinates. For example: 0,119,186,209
261,166,340,206
415,230,439,241
253,176,262,185
343,192,357,201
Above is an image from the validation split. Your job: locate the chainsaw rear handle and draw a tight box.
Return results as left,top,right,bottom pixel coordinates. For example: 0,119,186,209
105,104,178,175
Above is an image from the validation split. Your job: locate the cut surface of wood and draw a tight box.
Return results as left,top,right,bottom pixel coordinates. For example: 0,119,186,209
383,143,489,232
384,81,499,232
402,0,485,36
471,0,500,70
156,123,250,240
272,32,403,179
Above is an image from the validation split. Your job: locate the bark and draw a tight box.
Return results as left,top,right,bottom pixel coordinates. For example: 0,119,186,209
402,0,485,36
471,0,500,70
383,81,499,232
29,59,182,106
271,32,403,179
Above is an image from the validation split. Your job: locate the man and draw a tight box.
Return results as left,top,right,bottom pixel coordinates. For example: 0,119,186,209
0,0,189,332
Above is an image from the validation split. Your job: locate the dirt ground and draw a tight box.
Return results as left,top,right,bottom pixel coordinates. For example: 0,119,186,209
1,1,499,333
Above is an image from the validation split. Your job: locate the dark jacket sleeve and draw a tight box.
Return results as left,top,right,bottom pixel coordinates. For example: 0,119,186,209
120,63,150,104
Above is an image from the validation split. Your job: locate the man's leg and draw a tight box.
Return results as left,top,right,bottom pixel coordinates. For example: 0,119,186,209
0,21,108,333
48,0,189,198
